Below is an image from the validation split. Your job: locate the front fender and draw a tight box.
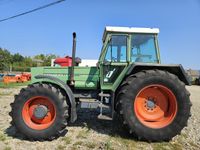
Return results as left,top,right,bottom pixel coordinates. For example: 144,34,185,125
34,75,77,123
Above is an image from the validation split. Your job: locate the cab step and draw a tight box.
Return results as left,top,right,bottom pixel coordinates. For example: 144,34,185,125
97,114,112,120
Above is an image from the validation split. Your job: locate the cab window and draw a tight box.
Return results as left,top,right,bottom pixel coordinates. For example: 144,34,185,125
131,34,158,63
104,35,127,62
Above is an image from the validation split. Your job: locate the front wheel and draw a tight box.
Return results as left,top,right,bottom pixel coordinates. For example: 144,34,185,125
10,83,69,140
116,70,191,141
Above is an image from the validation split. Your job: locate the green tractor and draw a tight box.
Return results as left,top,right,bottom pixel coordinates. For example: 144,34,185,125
10,26,191,141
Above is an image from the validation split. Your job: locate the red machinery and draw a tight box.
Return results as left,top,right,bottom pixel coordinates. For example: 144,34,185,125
54,56,81,67
54,56,72,67
3,73,31,84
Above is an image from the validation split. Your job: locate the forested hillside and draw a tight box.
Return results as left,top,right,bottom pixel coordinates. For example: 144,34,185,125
0,48,58,72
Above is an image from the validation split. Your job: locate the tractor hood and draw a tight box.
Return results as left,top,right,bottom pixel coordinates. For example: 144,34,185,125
31,66,99,90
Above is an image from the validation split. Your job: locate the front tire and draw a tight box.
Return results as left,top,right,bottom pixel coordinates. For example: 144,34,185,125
10,83,69,140
116,70,191,141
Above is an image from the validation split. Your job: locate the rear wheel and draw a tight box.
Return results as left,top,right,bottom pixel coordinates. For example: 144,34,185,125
134,84,177,129
116,70,191,141
10,83,69,140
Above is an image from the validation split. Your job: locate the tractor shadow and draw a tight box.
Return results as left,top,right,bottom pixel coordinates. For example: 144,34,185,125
5,125,67,141
70,107,138,141
4,108,136,141
5,125,26,140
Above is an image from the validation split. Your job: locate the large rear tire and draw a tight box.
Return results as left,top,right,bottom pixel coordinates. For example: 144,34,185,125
9,83,69,140
116,70,191,141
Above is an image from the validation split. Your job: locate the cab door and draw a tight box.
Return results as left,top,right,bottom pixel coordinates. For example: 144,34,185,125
100,35,128,90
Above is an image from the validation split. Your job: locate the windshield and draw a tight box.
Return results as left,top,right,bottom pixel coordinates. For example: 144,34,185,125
131,34,159,63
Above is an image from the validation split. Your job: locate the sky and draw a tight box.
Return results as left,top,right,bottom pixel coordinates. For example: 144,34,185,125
0,0,199,69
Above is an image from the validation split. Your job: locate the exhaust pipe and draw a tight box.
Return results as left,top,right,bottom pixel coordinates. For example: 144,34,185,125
70,32,76,85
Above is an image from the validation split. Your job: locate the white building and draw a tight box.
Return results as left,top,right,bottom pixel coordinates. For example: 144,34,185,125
79,59,98,67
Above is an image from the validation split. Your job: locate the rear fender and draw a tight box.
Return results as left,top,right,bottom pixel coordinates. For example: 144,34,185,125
126,63,191,85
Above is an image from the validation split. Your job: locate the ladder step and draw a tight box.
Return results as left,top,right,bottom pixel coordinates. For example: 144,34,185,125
99,93,111,97
98,103,110,109
97,114,112,120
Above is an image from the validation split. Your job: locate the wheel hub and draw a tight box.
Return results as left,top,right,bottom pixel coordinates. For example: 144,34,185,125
33,105,48,119
146,98,156,109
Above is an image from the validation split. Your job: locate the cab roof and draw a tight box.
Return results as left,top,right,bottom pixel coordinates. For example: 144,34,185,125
103,26,159,42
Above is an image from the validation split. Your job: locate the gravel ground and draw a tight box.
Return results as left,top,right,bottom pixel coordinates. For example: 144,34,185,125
0,86,199,150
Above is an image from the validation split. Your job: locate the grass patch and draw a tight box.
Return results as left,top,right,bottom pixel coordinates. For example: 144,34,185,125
73,141,83,146
188,141,200,149
0,93,8,96
110,135,137,149
72,141,96,149
152,143,171,150
71,141,84,150
3,147,11,150
0,132,6,141
56,145,66,150
105,139,114,150
84,142,96,149
152,142,182,150
76,129,90,139
181,133,188,138
171,143,183,150
61,136,71,145
0,81,30,88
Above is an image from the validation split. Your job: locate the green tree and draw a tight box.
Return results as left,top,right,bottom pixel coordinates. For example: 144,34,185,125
34,54,57,66
0,48,59,72
34,54,45,61
0,48,12,71
43,54,57,66
13,53,24,62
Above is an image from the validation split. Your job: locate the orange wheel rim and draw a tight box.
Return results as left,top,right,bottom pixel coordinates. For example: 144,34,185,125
22,96,56,130
134,84,177,129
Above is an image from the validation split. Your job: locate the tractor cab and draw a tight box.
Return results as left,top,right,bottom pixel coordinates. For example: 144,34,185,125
99,26,160,90
100,26,160,63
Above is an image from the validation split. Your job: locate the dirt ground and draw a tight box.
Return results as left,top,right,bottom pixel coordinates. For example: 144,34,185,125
0,86,200,150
